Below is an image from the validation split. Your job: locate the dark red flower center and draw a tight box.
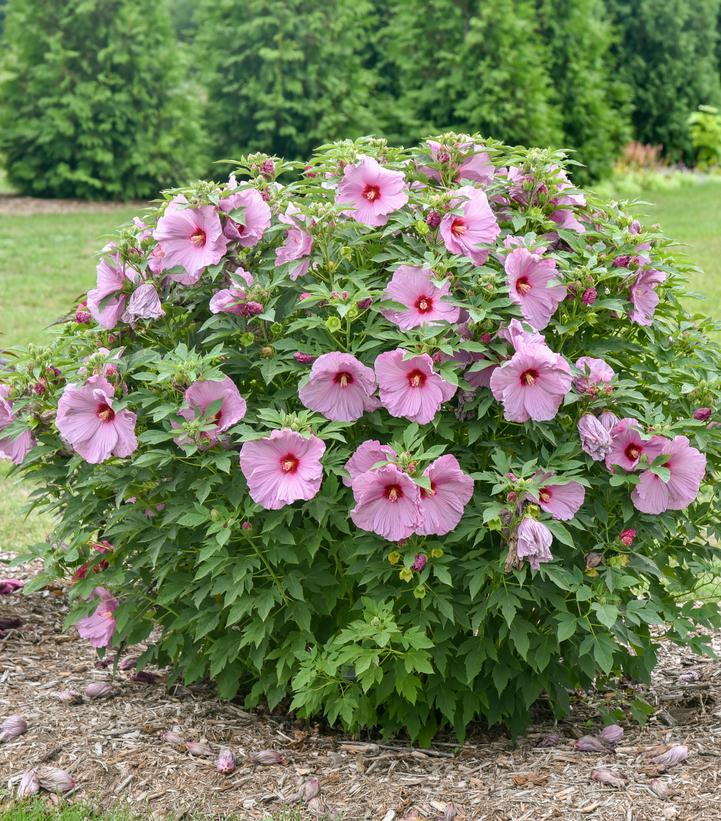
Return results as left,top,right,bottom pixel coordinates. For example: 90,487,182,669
451,217,467,237
407,369,427,388
362,184,381,202
384,484,403,502
414,294,434,314
96,402,115,423
190,228,207,248
520,369,538,386
280,453,299,474
214,409,223,425
420,481,437,498
625,443,642,461
539,487,552,503
334,371,354,388
516,277,532,295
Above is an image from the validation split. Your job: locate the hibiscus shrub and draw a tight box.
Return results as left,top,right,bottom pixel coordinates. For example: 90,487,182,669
3,135,721,741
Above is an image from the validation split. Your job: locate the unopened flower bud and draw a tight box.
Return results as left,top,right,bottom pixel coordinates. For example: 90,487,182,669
241,521,252,531
599,724,624,747
56,689,82,705
591,767,626,788
84,682,117,700
387,551,401,565
216,748,236,774
186,741,214,757
581,287,597,306
693,407,713,422
298,777,320,802
261,159,275,177
575,735,606,753
161,730,185,747
75,307,91,324
36,766,75,793
412,553,427,572
33,378,48,395
426,210,441,228
17,769,40,798
251,749,286,765
356,297,373,310
0,715,27,742
294,352,316,364
618,528,636,547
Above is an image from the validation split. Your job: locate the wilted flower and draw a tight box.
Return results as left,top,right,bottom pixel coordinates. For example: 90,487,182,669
585,552,603,568
125,283,164,322
185,741,214,757
56,689,83,705
678,669,701,682
118,656,138,671
578,414,613,461
575,735,607,752
216,748,236,774
0,385,35,465
574,357,614,394
650,778,671,798
251,749,286,765
129,670,159,684
36,766,76,793
298,777,321,803
17,769,40,798
411,553,427,572
76,587,118,649
591,768,627,788
581,287,597,305
516,518,553,571
0,578,24,594
0,714,27,742
599,724,624,747
629,265,666,326
649,744,688,770
161,730,185,746
84,682,117,700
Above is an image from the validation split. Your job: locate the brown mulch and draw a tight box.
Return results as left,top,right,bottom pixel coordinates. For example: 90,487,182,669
0,194,146,215
1,552,720,820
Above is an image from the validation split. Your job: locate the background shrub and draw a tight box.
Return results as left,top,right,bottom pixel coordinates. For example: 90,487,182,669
3,135,721,740
0,0,204,200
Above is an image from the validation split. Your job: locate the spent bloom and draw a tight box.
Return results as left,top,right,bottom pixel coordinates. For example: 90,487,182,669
382,265,460,329
629,265,666,326
276,205,313,280
153,197,228,284
177,377,246,444
578,414,613,461
216,748,236,775
416,454,474,536
516,518,553,571
240,429,325,509
490,343,571,423
0,385,35,465
574,356,615,394
375,350,456,424
336,156,408,227
350,464,422,541
76,587,118,649
87,255,139,330
219,187,271,247
440,186,500,265
505,247,566,330
631,435,706,514
0,579,24,595
56,375,137,464
124,283,164,322
0,715,28,742
298,352,379,421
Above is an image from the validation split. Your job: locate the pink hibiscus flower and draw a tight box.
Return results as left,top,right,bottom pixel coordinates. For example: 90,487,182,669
0,385,35,465
631,435,706,514
336,156,409,227
629,266,666,326
497,318,546,352
350,464,422,541
209,268,258,315
505,247,566,330
177,377,246,444
375,350,456,424
574,357,615,394
343,440,397,487
440,186,500,265
382,265,460,330
530,475,585,521
298,352,379,422
578,413,613,461
416,454,474,536
153,197,228,285
239,429,325,510
219,188,271,247
76,587,118,649
87,256,139,330
124,283,164,322
490,343,572,423
516,518,554,571
56,375,137,464
275,225,313,281
605,418,648,471
421,141,494,185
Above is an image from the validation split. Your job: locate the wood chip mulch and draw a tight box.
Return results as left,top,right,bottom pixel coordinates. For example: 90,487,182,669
1,551,720,820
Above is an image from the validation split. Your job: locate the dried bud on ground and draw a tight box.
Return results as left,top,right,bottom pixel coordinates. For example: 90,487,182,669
537,733,561,747
575,735,607,753
439,802,457,820
599,724,624,747
678,669,701,682
0,715,28,742
36,766,75,793
84,682,117,700
0,578,24,594
591,767,627,788
56,690,82,705
129,669,159,684
185,741,214,757
307,796,327,818
118,656,138,671
298,777,320,802
0,617,23,631
161,730,185,746
251,749,286,765
650,744,688,771
17,769,40,798
216,748,236,774
650,778,672,799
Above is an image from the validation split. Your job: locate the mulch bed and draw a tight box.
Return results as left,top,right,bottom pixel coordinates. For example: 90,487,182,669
1,551,720,820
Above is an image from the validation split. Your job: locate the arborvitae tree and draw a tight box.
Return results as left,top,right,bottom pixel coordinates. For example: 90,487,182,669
0,0,204,200
377,0,563,149
536,0,630,182
607,0,721,162
196,0,378,164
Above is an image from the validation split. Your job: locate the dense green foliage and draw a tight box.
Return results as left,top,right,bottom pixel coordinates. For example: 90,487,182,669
0,0,203,199
5,136,721,740
607,0,721,164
